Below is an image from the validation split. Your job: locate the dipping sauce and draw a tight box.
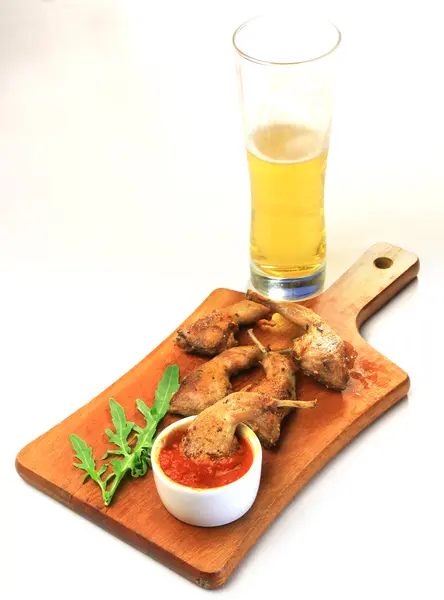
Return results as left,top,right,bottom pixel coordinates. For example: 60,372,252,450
158,430,254,489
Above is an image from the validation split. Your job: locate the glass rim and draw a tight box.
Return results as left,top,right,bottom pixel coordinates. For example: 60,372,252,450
232,15,342,66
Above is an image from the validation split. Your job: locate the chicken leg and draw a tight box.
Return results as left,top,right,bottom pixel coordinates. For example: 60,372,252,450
169,345,262,416
247,290,349,390
181,391,317,460
175,300,271,356
243,330,297,447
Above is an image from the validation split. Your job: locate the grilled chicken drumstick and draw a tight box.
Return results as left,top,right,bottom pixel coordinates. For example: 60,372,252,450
181,391,317,460
169,345,262,416
175,300,271,356
247,290,349,391
243,330,297,447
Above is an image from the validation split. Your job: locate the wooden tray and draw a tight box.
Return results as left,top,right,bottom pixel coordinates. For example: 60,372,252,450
16,243,419,589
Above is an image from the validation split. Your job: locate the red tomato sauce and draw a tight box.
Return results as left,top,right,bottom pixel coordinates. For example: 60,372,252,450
158,430,254,489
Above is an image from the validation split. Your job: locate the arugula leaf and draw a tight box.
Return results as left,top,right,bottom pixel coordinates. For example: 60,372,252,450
96,398,138,505
106,398,135,454
151,365,180,421
69,364,180,506
130,366,180,478
102,399,135,460
70,434,107,494
136,398,154,427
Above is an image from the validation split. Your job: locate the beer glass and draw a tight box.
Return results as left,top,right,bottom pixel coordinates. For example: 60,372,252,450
233,15,341,300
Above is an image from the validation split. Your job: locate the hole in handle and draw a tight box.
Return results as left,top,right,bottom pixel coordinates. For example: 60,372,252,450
374,257,393,269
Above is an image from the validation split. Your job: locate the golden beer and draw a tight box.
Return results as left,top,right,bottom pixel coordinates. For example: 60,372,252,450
233,15,340,298
247,123,327,280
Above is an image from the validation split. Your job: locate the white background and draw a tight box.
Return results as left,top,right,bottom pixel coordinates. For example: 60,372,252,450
1,0,443,598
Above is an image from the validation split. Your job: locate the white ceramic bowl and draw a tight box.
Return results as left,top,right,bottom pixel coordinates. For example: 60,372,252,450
151,416,262,527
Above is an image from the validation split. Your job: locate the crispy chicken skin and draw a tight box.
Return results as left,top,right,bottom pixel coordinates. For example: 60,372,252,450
169,345,262,416
175,300,271,356
247,291,349,390
245,351,297,448
181,391,317,460
242,330,297,447
292,327,349,390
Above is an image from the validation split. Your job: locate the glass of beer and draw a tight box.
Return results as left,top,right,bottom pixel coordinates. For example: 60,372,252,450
233,15,341,300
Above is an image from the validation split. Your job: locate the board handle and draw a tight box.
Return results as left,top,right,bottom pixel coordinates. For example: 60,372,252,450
319,243,419,328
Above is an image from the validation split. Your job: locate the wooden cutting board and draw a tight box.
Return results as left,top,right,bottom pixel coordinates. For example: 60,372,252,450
16,243,419,589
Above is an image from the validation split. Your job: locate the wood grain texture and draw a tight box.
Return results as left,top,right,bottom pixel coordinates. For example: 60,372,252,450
16,243,419,589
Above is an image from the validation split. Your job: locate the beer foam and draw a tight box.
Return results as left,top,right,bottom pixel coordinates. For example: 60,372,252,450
247,124,326,164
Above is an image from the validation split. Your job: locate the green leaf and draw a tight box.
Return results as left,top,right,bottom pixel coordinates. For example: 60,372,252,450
69,434,106,494
102,449,125,460
151,365,180,421
109,457,128,477
136,398,154,426
70,434,96,472
104,472,116,485
132,365,179,461
106,399,135,454
69,364,180,507
130,448,150,477
97,464,108,477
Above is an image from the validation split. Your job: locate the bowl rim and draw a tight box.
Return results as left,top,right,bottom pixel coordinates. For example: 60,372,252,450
151,415,262,495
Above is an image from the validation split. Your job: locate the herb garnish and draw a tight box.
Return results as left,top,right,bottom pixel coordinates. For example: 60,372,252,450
69,365,180,506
